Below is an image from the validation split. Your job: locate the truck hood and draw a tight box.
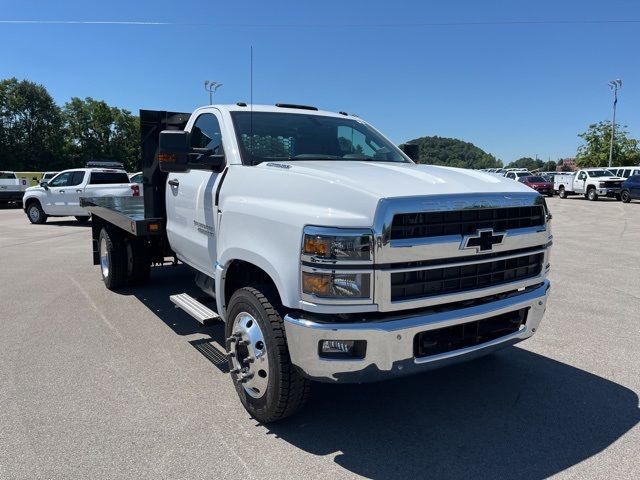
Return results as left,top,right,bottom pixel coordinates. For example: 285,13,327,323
218,161,540,229
258,161,534,197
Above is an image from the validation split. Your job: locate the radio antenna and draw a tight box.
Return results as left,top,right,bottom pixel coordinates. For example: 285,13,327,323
250,45,254,162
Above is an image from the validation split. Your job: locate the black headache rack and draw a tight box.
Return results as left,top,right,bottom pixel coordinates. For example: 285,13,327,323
80,110,191,264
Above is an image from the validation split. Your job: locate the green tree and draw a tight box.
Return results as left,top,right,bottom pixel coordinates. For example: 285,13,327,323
0,77,64,170
63,97,140,171
404,136,501,169
542,160,557,171
575,121,640,168
505,157,544,171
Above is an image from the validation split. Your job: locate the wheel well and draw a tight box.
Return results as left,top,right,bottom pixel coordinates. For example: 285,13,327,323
587,184,596,190
224,260,280,307
24,197,40,209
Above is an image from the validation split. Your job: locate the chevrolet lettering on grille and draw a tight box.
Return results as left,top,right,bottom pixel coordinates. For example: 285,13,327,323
460,228,506,252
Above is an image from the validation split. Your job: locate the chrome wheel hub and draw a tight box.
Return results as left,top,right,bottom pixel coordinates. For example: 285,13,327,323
228,312,269,399
99,237,109,278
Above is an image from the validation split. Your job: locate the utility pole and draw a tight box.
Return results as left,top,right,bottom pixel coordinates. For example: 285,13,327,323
608,79,622,168
204,80,223,105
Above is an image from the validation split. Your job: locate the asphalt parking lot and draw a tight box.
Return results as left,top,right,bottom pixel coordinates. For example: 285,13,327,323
1,196,639,480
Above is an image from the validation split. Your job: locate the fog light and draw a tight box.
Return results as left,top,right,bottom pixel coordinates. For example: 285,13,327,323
319,340,366,359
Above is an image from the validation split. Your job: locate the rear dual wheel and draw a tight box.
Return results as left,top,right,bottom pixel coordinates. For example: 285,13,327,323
98,227,150,289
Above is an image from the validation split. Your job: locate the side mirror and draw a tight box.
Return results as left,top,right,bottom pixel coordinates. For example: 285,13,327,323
159,130,190,172
159,130,225,172
40,181,49,190
399,143,420,162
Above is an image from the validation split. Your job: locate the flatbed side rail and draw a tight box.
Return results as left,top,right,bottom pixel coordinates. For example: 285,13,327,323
80,196,164,237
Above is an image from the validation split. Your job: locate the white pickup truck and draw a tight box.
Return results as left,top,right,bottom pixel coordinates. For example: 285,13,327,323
22,167,140,224
554,168,624,201
81,105,552,422
0,171,29,205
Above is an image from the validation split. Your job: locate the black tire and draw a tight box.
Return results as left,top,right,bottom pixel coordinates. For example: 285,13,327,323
125,237,151,286
98,227,127,290
225,286,311,423
558,187,567,199
75,216,90,223
587,188,598,201
621,190,632,203
26,201,47,224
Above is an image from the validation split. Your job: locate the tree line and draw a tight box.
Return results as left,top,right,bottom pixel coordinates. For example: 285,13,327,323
0,78,139,172
3,77,638,173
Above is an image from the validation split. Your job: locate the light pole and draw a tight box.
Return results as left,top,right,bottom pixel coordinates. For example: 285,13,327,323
608,79,622,168
204,80,223,104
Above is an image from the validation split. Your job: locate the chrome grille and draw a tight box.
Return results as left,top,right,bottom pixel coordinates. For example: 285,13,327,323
390,206,545,240
390,252,544,301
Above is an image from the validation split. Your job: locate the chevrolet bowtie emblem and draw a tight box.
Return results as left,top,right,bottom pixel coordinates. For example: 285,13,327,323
461,229,506,252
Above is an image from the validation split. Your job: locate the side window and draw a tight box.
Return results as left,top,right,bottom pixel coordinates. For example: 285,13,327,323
578,172,586,180
48,172,74,187
69,171,85,186
190,113,223,154
622,169,631,178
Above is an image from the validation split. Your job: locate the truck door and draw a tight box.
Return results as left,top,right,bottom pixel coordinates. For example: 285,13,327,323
61,171,87,215
574,171,587,193
44,171,77,214
165,111,225,277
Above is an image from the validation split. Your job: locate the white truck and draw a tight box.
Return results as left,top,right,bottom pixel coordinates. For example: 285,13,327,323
0,171,29,205
81,105,552,422
22,166,140,224
554,168,624,201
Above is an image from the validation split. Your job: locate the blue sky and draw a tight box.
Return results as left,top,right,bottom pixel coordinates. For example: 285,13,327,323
1,0,639,164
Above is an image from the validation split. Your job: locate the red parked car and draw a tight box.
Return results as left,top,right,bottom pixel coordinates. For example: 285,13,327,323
518,175,554,197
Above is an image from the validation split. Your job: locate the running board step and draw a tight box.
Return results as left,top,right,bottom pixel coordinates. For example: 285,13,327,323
170,293,221,325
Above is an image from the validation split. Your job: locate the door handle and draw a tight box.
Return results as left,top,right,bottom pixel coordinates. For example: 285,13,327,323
59,190,65,193
76,189,83,193
168,179,180,187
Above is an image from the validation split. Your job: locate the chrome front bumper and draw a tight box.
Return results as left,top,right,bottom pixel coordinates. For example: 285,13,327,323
284,280,550,383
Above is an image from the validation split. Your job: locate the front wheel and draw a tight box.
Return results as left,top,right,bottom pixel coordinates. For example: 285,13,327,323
26,201,47,224
225,287,311,423
621,190,632,203
587,188,598,201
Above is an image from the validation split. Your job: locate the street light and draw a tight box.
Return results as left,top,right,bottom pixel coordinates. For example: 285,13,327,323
204,80,223,104
608,79,622,169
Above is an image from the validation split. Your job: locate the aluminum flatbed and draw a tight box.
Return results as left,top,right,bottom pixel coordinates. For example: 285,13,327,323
80,196,164,236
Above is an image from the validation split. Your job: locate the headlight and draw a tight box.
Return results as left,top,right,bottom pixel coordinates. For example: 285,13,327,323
302,227,373,263
301,226,374,304
599,181,606,187
302,271,371,298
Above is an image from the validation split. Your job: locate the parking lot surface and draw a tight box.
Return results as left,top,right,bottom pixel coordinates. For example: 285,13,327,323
1,197,639,480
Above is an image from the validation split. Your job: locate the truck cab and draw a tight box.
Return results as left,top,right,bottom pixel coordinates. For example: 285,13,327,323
83,104,552,422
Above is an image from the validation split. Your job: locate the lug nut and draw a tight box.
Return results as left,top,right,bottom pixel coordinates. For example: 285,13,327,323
230,367,241,374
237,339,249,346
243,356,255,365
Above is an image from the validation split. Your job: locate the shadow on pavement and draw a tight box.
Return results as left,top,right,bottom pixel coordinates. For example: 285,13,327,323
121,264,640,480
267,349,639,480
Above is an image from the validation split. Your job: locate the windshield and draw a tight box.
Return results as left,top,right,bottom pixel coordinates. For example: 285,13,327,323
526,176,547,182
230,112,408,165
515,172,530,178
587,170,615,177
0,172,17,180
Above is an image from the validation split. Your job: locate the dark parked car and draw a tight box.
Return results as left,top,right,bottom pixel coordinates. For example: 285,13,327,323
518,175,554,197
620,174,640,203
